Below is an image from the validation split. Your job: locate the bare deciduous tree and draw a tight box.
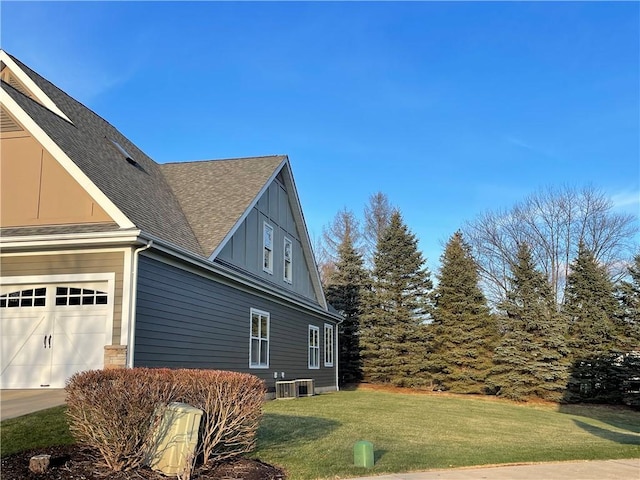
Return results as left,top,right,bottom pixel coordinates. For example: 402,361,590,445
363,191,395,265
318,208,362,285
464,185,638,306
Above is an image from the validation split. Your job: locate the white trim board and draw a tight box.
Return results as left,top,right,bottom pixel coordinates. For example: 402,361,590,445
1,51,72,123
0,89,135,229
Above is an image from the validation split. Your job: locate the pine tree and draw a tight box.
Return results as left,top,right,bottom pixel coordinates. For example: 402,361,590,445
428,231,497,393
563,242,621,361
615,253,640,347
489,243,570,401
360,211,432,386
325,225,368,386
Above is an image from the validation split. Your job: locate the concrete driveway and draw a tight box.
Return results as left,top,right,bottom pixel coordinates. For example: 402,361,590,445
0,389,67,421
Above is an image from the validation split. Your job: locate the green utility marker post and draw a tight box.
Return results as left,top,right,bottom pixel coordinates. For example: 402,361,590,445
353,440,374,468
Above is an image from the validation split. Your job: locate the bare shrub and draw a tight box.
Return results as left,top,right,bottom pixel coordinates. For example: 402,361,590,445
178,370,266,464
65,368,179,471
65,368,266,472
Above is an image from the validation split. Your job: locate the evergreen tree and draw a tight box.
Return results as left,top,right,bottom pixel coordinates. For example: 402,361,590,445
563,242,621,360
325,224,368,386
489,243,570,401
428,231,497,393
360,211,432,386
615,253,640,347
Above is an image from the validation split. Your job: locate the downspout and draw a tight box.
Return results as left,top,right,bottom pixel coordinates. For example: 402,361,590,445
127,239,153,368
335,316,344,392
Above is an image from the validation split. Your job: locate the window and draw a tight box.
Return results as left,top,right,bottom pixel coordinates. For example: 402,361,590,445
324,324,334,367
309,325,320,369
0,288,46,308
55,287,108,306
263,222,274,274
284,237,293,283
250,309,270,368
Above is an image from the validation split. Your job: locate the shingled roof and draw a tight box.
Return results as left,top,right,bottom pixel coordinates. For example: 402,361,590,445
160,156,286,257
1,53,204,255
2,51,329,311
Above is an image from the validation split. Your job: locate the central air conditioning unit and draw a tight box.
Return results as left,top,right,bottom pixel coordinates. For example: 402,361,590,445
296,379,315,397
275,380,297,399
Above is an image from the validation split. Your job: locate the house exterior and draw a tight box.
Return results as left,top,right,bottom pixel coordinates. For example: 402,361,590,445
0,50,341,394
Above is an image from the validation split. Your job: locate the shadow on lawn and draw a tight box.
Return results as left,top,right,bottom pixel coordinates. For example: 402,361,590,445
572,420,640,445
558,404,640,434
257,413,340,448
375,448,388,463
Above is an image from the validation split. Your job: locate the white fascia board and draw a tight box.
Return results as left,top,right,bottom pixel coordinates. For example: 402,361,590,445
0,51,72,123
0,89,135,229
208,156,289,261
206,157,328,310
278,160,328,310
0,229,142,250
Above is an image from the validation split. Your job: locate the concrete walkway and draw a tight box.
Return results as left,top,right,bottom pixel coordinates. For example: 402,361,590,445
353,458,640,480
0,389,66,421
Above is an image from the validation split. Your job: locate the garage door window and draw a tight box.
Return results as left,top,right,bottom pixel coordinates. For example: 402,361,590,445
55,287,108,306
0,288,46,308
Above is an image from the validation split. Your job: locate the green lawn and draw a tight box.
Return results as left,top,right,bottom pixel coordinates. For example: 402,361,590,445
254,389,640,479
1,405,73,456
2,389,639,480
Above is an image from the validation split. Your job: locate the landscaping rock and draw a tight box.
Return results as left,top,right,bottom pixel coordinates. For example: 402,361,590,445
29,454,51,474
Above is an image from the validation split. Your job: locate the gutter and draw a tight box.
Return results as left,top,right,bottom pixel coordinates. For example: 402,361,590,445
126,239,153,368
0,229,142,250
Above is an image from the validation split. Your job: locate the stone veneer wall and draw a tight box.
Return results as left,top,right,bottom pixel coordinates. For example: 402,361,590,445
104,345,127,369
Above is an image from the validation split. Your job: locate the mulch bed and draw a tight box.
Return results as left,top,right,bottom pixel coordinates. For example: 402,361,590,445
1,445,286,480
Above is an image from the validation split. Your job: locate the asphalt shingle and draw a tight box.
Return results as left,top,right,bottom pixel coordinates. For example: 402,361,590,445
160,156,285,257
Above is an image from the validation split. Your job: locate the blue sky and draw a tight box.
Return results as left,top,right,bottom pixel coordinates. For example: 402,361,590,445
2,1,639,271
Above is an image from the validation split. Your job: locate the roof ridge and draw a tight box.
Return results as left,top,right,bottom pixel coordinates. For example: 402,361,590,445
161,154,287,166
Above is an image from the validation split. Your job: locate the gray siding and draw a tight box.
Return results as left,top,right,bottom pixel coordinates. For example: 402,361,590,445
217,179,317,302
133,255,337,391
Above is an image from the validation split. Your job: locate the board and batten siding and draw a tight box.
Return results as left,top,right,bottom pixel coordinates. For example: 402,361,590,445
0,250,125,344
133,255,337,392
216,178,317,302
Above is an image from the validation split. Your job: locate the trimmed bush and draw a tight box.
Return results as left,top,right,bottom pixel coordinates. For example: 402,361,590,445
65,368,266,472
178,370,266,463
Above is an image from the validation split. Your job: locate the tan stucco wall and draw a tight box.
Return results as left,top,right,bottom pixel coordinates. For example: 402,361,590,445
0,132,112,227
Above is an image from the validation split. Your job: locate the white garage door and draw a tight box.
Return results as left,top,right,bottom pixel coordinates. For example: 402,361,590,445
1,282,109,389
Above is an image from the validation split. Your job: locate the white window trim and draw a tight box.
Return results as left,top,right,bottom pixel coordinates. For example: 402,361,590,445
263,222,274,274
308,325,320,369
283,237,293,284
249,308,270,369
324,323,334,367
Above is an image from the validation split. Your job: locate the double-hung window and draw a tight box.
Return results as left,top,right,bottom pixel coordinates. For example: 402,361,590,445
308,325,320,369
324,324,334,367
284,237,293,283
250,309,269,368
263,222,274,274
